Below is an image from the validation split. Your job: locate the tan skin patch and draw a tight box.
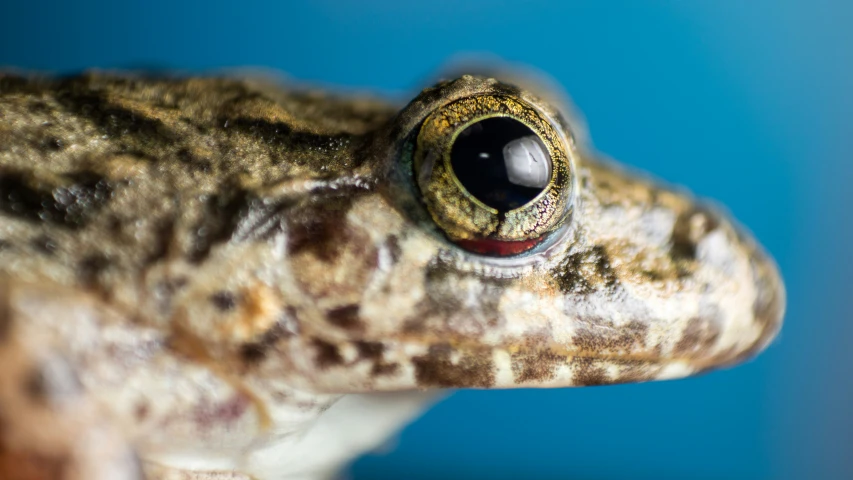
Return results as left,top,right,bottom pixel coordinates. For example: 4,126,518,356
219,284,282,344
612,359,656,384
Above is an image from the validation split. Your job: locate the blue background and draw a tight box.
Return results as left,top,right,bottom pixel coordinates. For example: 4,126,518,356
1,1,850,479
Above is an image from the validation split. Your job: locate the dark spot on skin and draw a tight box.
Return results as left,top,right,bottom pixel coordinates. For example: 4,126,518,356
571,357,608,386
511,349,567,384
210,291,238,312
193,394,250,431
0,75,27,93
23,358,82,405
239,344,266,364
327,304,361,330
290,204,380,302
640,269,664,281
25,97,54,112
312,338,344,369
573,319,648,354
41,136,65,151
671,207,719,262
593,247,616,281
286,198,355,262
386,234,402,264
555,245,618,295
413,344,495,388
225,118,358,169
240,307,299,364
30,235,57,255
78,253,111,288
177,148,213,173
0,171,114,229
55,82,176,145
134,402,150,422
674,317,722,356
144,218,176,265
189,189,254,263
23,370,48,402
115,149,159,163
354,341,399,376
372,362,400,376
671,227,696,261
107,215,124,235
0,240,11,251
355,341,383,360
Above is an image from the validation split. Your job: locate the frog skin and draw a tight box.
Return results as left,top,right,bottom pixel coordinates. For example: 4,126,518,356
0,71,784,480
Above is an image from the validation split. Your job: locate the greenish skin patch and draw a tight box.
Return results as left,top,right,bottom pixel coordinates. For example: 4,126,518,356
0,72,784,480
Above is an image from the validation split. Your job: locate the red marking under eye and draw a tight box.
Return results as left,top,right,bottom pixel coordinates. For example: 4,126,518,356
455,237,544,256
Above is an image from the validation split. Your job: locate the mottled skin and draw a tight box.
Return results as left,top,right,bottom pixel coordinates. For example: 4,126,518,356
0,71,784,479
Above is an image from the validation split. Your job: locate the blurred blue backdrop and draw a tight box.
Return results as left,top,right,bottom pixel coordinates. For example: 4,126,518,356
1,1,850,479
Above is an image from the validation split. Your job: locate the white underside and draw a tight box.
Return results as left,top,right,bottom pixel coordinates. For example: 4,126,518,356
243,391,440,480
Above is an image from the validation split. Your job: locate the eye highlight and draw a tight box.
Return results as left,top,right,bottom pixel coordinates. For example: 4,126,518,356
413,93,575,257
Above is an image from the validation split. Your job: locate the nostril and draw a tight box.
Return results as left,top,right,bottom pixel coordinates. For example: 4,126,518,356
671,205,721,262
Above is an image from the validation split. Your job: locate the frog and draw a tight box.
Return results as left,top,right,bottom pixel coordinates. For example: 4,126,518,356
0,69,784,480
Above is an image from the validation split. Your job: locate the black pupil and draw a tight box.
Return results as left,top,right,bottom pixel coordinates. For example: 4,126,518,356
450,117,552,212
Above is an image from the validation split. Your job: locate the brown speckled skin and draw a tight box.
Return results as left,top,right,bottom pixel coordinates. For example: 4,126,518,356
0,72,784,479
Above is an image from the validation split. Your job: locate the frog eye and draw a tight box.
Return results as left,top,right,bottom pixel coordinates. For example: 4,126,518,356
413,94,576,257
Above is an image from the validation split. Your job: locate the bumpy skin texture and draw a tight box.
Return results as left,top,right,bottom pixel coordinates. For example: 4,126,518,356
0,72,784,479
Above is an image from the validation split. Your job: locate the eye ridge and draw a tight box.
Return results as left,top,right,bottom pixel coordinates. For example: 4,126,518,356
412,92,576,257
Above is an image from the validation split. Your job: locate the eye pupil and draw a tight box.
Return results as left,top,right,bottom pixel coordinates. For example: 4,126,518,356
450,117,552,212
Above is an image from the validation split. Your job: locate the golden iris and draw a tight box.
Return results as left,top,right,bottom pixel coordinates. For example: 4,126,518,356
413,93,576,256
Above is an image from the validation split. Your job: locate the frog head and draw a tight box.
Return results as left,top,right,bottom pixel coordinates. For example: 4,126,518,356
268,75,784,393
